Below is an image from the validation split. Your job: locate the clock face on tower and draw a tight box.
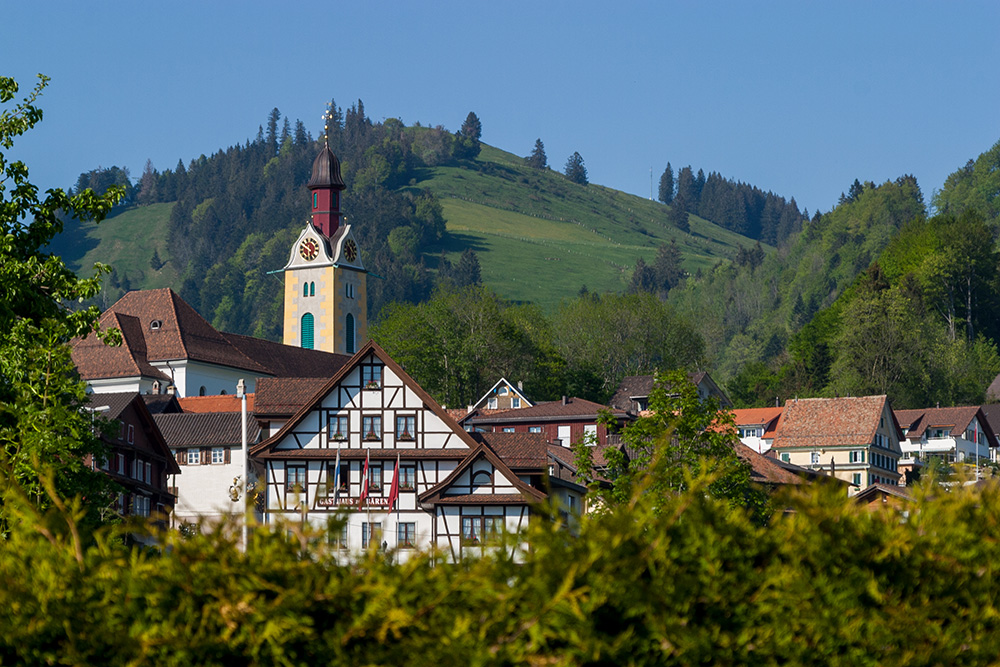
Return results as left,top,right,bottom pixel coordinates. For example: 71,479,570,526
343,239,358,262
299,238,319,261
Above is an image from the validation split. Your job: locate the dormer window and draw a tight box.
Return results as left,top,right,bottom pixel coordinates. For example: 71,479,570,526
150,320,162,331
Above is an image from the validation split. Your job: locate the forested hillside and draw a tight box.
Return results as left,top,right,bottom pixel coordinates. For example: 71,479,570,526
53,102,793,335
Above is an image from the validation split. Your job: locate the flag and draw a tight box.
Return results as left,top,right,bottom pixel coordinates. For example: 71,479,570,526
332,445,341,503
387,454,401,512
358,449,370,509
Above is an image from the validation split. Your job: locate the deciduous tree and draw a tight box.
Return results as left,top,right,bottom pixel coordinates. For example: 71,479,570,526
0,75,121,527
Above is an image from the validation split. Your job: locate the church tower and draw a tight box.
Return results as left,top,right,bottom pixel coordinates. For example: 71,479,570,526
282,140,368,354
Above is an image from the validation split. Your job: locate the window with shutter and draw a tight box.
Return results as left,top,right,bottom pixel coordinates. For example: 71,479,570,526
301,313,314,349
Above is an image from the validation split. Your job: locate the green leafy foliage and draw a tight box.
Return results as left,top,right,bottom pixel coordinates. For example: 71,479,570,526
0,74,120,527
600,371,770,522
9,455,1000,664
934,138,1000,222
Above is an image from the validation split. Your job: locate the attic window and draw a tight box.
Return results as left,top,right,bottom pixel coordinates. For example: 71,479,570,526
150,320,163,331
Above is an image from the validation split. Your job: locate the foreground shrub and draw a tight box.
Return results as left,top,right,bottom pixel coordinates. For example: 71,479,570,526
3,476,1000,665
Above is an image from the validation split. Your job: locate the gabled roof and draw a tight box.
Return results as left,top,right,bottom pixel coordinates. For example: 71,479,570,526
854,483,913,504
894,406,997,447
141,393,182,415
608,375,655,411
417,443,547,506
154,412,260,448
178,394,255,414
733,442,805,486
93,289,269,374
771,395,898,450
222,332,350,378
251,340,480,456
731,407,784,438
466,397,626,424
609,371,732,411
254,377,330,417
72,313,171,382
980,404,1000,443
469,377,533,411
86,392,180,475
473,432,548,470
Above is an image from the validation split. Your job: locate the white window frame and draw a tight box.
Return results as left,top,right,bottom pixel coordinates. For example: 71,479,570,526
186,449,200,465
211,447,225,464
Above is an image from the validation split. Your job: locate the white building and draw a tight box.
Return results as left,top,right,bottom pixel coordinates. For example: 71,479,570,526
251,341,576,561
730,407,783,454
153,401,260,530
894,406,998,471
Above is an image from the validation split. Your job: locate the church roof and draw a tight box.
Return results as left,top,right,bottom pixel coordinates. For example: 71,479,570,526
72,312,172,382
75,289,268,377
72,289,352,383
307,142,346,191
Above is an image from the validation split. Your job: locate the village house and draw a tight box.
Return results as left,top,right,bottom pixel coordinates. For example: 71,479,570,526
770,395,903,493
85,392,179,527
730,406,784,455
466,377,533,412
894,405,998,479
460,396,627,448
153,394,261,531
609,372,733,416
251,341,579,561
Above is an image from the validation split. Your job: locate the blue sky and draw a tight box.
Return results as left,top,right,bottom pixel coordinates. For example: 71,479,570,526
5,1,999,215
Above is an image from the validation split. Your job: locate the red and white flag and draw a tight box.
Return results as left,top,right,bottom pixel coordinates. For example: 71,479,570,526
358,449,370,509
387,454,401,512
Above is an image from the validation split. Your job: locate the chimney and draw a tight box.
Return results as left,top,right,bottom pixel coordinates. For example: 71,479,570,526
517,380,523,392
166,385,176,396
561,396,568,406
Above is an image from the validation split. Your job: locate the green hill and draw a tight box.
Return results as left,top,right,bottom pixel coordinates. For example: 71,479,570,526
50,202,180,299
55,143,762,315
412,144,763,310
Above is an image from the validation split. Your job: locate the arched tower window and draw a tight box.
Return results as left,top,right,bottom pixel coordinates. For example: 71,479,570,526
301,313,315,349
310,281,315,297
346,313,355,354
303,282,309,298
313,192,318,209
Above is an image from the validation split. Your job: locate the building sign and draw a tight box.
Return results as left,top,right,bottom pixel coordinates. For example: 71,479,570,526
317,496,393,508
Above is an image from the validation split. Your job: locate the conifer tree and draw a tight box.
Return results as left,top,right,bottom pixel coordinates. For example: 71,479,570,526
564,152,588,185
669,193,691,232
527,139,547,169
658,162,674,204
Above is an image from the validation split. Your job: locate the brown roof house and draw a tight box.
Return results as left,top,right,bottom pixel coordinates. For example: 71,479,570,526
86,392,180,532
610,372,733,416
771,395,903,494
249,340,586,562
155,408,261,532
72,288,350,398
894,405,997,482
462,396,628,449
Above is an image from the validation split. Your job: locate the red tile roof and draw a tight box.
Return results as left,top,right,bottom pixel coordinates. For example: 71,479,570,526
730,407,784,438
178,394,255,413
734,442,805,485
771,395,890,450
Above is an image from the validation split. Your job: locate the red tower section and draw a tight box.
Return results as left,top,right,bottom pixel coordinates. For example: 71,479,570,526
307,141,347,238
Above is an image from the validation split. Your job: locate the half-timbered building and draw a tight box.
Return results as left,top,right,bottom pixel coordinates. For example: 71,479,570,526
251,341,562,561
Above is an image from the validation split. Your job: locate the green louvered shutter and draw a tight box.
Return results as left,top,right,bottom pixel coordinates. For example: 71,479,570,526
301,313,314,349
